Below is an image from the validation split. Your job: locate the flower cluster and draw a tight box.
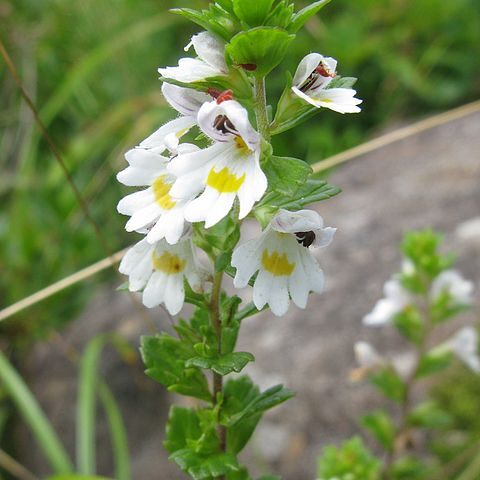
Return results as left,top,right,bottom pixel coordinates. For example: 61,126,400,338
117,31,361,316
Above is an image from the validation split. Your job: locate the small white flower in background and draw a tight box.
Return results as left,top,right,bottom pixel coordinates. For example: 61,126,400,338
232,209,335,316
354,342,384,369
117,144,201,245
168,96,267,228
363,278,412,326
292,53,362,114
430,270,474,306
119,236,204,315
139,83,210,154
158,31,228,83
445,327,480,374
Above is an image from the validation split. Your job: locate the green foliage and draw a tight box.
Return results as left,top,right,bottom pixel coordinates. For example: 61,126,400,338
393,307,424,345
370,366,406,403
289,0,332,33
165,405,242,479
262,155,312,196
415,349,453,378
140,333,212,402
186,352,255,376
361,410,396,451
254,179,341,226
317,437,381,480
407,401,451,429
402,230,453,282
226,27,295,76
390,457,430,480
232,0,276,27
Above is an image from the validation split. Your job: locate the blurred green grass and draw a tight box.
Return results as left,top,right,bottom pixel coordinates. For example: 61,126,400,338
1,0,479,344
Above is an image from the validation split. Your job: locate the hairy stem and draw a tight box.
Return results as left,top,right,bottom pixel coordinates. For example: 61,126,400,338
254,76,270,142
210,271,226,476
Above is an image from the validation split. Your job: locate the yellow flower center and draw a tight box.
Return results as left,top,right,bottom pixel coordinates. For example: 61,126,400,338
152,251,186,274
153,175,176,210
261,250,295,276
234,136,250,153
206,167,246,193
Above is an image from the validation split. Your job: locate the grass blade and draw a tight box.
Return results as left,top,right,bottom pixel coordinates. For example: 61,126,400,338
98,383,131,480
0,350,73,473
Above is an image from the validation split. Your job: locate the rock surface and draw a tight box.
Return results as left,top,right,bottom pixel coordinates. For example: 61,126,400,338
16,111,480,479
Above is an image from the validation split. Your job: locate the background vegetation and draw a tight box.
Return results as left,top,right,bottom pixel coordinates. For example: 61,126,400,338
1,0,479,343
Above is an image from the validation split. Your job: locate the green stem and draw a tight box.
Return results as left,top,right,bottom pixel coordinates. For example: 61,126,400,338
254,76,270,142
210,271,226,478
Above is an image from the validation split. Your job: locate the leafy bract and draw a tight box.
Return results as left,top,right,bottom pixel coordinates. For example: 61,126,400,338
140,334,211,401
289,0,333,33
226,27,295,76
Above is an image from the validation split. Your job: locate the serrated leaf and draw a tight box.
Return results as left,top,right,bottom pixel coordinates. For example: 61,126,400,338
222,377,262,454
289,0,332,33
164,407,204,454
226,27,295,76
226,384,294,426
186,352,255,376
171,7,236,41
362,410,396,450
233,0,275,26
254,179,341,226
263,155,312,196
140,335,211,401
171,450,240,480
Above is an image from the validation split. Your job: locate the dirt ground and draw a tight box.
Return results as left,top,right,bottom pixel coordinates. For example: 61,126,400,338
16,110,480,479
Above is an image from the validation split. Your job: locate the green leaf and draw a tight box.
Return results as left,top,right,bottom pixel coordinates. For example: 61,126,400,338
186,352,255,376
194,210,241,258
327,76,358,89
393,307,424,344
361,410,396,451
97,383,131,480
254,179,341,226
407,401,452,429
0,350,73,474
225,383,295,426
171,7,238,41
226,27,295,76
289,0,333,33
233,0,275,26
171,450,240,480
215,251,233,272
262,155,312,196
141,334,211,402
390,456,429,480
222,377,262,454
265,0,294,29
317,437,381,480
415,350,453,378
370,366,406,403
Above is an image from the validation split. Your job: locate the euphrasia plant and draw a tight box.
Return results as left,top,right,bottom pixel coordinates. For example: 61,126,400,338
116,1,361,478
315,230,478,480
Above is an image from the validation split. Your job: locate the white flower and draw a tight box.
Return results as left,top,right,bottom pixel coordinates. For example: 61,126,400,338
354,342,384,369
363,278,412,326
119,237,203,315
292,53,362,114
430,270,474,305
139,83,209,153
445,327,480,373
232,209,336,316
117,144,201,245
158,31,228,83
168,97,267,228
